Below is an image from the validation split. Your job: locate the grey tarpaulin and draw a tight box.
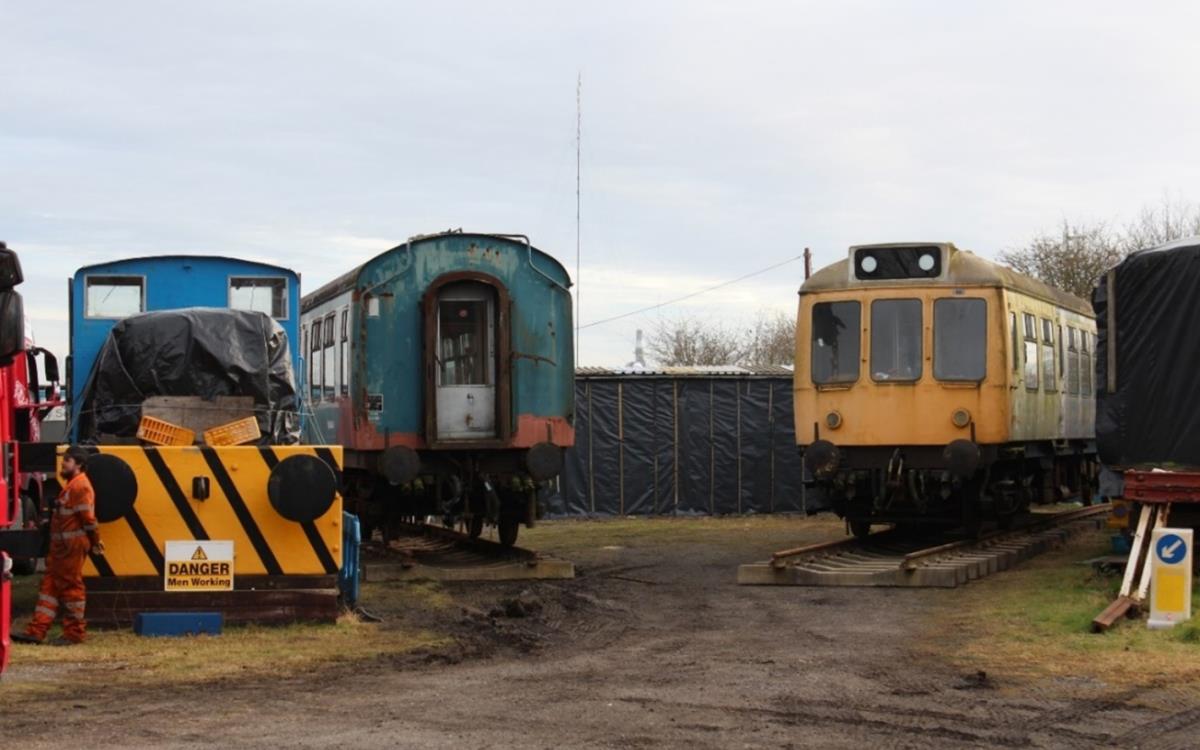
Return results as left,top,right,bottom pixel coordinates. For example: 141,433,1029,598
554,367,826,516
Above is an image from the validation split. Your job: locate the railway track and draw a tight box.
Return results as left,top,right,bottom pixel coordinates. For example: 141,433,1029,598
362,521,575,583
737,505,1109,588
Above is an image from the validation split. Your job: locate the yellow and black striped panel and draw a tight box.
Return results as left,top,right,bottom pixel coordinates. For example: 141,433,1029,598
73,445,343,578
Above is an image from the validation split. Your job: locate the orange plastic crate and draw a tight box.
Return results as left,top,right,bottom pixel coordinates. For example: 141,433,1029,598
203,416,261,446
137,416,196,446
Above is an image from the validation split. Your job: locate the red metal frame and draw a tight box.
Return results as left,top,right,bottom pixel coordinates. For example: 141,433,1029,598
1123,470,1200,504
0,246,61,675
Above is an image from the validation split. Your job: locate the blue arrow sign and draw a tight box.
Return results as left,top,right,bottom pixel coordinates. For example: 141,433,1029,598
1156,533,1188,565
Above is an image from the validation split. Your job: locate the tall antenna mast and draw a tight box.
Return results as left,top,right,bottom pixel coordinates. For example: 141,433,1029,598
575,71,582,365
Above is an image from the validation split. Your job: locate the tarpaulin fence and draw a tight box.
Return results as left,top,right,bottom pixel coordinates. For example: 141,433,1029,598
551,374,826,516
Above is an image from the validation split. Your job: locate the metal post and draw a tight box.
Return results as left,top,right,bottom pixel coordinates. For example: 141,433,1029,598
617,382,624,515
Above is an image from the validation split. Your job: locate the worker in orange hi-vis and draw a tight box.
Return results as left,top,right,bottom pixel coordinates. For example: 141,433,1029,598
12,447,104,646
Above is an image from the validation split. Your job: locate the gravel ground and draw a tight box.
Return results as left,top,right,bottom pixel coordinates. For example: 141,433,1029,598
3,518,1199,748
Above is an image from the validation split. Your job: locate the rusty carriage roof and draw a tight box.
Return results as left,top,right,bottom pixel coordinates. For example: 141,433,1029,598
801,242,1093,316
301,231,569,312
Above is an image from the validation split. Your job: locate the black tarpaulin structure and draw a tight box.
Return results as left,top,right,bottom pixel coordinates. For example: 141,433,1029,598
554,367,821,516
75,308,301,445
1094,237,1200,468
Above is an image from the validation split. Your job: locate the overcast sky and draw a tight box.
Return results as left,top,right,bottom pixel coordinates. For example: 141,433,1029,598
4,1,1199,368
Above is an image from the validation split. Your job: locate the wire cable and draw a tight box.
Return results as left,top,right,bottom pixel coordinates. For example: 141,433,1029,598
577,254,804,330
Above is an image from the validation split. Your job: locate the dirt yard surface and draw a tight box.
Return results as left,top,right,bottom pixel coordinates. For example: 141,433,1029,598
4,515,1200,748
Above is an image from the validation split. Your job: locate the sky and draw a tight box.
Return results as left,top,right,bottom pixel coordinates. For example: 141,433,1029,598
3,1,1199,368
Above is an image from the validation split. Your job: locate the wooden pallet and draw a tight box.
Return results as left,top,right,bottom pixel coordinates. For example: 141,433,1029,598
84,574,340,626
739,511,1106,588
363,523,575,583
1092,503,1170,632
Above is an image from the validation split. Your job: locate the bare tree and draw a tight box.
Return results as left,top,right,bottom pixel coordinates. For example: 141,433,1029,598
645,317,746,367
645,310,796,367
998,220,1124,299
1121,196,1200,252
1000,199,1200,299
745,310,796,366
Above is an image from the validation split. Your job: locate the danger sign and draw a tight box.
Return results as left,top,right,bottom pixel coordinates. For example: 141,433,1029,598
164,540,235,592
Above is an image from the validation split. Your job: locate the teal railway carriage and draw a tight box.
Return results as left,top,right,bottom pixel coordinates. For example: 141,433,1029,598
301,231,574,546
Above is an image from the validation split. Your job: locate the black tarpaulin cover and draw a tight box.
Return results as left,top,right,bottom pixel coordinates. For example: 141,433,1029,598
1094,237,1200,468
554,374,826,516
76,308,301,445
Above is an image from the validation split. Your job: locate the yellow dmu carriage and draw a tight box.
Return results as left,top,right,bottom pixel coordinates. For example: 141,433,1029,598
796,243,1097,537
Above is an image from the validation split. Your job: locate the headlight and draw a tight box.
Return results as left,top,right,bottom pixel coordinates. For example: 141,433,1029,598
825,411,843,430
952,408,971,428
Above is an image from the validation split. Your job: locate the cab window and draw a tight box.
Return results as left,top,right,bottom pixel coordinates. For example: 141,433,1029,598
934,298,986,381
85,276,144,318
229,277,287,319
871,299,922,382
811,301,860,384
1023,313,1038,390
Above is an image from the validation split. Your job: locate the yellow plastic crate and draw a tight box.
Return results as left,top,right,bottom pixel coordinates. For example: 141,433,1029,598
203,416,262,446
136,416,196,446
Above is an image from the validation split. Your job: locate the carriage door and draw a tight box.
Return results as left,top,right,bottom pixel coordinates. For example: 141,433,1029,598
435,282,496,439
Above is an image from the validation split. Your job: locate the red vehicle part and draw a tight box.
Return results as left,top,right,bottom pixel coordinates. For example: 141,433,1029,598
1123,470,1200,504
0,243,60,677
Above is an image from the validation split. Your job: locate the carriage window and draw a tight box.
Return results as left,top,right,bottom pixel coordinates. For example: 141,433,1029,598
85,276,144,318
1067,327,1080,395
323,315,336,400
1058,324,1064,378
1009,312,1019,373
934,298,986,381
230,277,287,318
1041,319,1056,392
1022,313,1038,390
811,301,860,384
309,320,321,402
438,293,493,386
1081,331,1093,396
340,308,349,397
871,299,922,382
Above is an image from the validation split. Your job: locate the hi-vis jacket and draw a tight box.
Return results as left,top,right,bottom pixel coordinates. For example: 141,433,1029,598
51,473,100,548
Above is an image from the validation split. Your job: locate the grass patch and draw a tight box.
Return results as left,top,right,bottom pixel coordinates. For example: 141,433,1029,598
518,514,846,560
925,528,1200,690
4,575,449,697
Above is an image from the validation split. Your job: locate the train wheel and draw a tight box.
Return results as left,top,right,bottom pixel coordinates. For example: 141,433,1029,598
467,514,484,539
849,520,871,539
498,517,520,547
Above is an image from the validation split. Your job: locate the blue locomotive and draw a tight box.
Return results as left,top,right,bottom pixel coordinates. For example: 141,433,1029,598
301,231,574,546
67,255,303,437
